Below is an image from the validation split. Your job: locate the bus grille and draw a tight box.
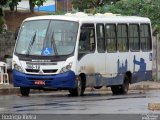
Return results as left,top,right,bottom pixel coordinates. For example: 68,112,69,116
26,69,58,73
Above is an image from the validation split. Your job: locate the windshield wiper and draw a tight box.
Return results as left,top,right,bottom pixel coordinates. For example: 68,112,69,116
51,32,58,55
26,32,36,56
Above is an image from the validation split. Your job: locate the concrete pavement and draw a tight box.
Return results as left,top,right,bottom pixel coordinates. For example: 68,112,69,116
0,81,160,95
0,84,19,95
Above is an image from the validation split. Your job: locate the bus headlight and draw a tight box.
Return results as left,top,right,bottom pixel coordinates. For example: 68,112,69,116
13,61,24,73
60,62,72,73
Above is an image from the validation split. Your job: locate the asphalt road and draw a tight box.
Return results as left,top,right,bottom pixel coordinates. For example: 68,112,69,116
0,90,160,120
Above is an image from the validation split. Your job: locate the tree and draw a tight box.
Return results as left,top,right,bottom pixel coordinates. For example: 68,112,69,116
71,0,120,12
8,0,22,11
108,0,160,35
0,0,9,33
29,0,47,13
0,0,9,6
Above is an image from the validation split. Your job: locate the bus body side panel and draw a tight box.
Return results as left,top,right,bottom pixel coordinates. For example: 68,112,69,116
77,51,152,87
105,52,130,86
77,52,128,87
130,51,152,83
77,53,105,87
13,70,77,89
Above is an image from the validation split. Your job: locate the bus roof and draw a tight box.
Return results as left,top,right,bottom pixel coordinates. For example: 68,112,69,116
23,12,151,24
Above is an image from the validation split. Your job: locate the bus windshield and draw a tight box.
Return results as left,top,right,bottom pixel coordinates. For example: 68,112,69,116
15,20,79,56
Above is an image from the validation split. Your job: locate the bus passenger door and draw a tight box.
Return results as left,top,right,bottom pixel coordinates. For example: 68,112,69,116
77,24,105,86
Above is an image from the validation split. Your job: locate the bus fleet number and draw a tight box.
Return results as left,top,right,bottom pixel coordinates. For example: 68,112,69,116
26,64,40,70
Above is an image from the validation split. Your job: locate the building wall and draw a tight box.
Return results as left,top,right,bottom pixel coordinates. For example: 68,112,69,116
0,32,15,61
57,0,72,12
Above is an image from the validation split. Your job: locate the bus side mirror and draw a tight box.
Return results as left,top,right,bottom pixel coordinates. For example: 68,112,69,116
15,27,20,40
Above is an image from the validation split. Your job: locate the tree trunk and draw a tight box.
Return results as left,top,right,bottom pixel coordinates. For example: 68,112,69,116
29,0,34,13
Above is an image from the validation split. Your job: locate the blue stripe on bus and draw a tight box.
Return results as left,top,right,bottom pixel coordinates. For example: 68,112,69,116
94,70,152,86
13,70,77,89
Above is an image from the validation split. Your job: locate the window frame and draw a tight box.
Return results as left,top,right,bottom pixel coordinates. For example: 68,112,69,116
96,23,106,53
78,23,96,60
105,24,117,53
117,24,129,52
128,24,140,52
140,23,152,52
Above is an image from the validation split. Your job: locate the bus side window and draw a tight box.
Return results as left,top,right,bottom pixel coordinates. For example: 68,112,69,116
96,24,105,53
129,24,140,51
79,24,95,53
79,30,87,51
117,24,128,52
89,29,95,51
105,24,117,52
140,24,152,51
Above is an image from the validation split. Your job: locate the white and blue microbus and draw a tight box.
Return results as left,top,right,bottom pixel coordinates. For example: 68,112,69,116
12,13,152,96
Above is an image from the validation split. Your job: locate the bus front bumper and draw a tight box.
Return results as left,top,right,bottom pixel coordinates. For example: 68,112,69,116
13,70,77,89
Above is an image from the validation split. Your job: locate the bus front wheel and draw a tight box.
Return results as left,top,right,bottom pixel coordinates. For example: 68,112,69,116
68,76,86,96
20,87,30,96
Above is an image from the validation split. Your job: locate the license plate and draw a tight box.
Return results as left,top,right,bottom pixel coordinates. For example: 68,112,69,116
34,80,45,85
26,64,40,69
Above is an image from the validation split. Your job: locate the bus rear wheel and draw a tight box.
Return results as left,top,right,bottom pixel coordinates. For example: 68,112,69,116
68,76,86,96
120,75,130,94
20,87,30,96
111,75,130,95
111,86,120,95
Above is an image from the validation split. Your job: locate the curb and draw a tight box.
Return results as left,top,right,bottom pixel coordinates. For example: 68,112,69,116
0,87,19,95
129,81,160,90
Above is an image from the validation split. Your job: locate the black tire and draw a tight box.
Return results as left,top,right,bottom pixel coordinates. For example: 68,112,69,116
111,75,130,95
111,86,120,95
119,75,129,94
20,87,30,96
68,76,86,96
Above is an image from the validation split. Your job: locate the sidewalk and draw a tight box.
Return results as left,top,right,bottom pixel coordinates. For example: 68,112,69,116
0,81,160,95
0,84,19,95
